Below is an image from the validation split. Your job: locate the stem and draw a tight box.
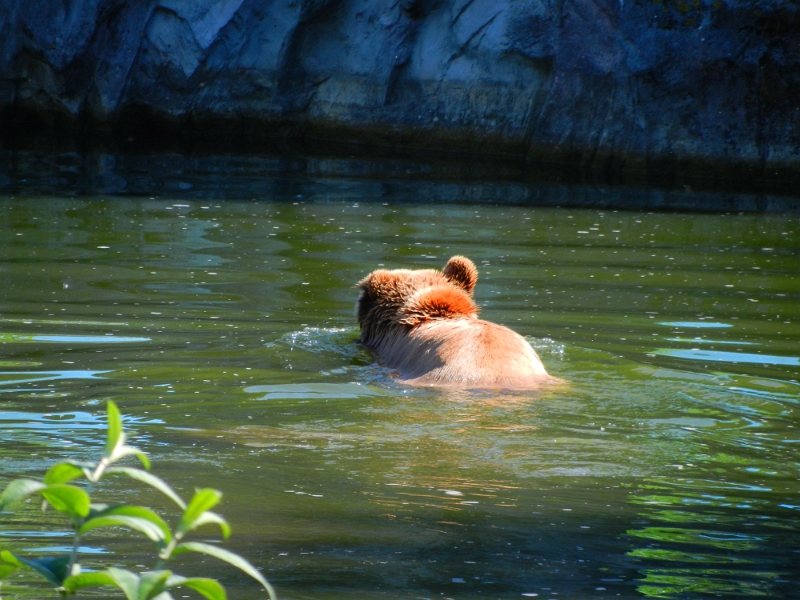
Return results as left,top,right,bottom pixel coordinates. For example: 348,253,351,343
155,535,180,570
90,457,111,483
66,480,93,577
68,527,81,576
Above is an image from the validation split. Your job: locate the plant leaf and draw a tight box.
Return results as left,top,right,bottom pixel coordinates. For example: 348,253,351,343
0,551,23,568
11,553,71,586
44,462,85,485
105,467,186,509
189,511,231,539
172,542,276,600
0,562,17,579
137,450,152,470
105,400,123,457
166,575,226,600
79,515,169,544
103,567,141,600
63,459,98,480
0,550,24,579
99,568,174,600
62,570,119,593
110,443,151,470
83,505,172,543
176,489,222,537
138,569,173,600
0,478,46,510
39,484,91,519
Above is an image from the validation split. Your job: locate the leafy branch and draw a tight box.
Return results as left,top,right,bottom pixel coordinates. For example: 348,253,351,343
0,401,277,600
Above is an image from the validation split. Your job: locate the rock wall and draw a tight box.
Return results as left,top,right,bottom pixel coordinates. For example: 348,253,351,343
1,0,798,186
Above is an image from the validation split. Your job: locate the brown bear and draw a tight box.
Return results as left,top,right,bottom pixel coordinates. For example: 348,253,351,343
355,255,557,389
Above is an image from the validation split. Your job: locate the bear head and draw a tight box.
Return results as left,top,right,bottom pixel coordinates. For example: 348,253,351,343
356,256,479,347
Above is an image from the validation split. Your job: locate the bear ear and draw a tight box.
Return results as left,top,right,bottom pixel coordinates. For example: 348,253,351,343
396,285,478,326
442,255,478,295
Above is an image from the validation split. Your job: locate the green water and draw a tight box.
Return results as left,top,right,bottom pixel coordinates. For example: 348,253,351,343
0,182,798,599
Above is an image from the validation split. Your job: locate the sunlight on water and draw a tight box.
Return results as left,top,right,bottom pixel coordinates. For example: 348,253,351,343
0,334,150,343
0,187,797,599
659,322,733,329
21,546,108,555
245,383,387,400
654,348,800,366
1,411,108,428
0,370,110,387
665,337,756,345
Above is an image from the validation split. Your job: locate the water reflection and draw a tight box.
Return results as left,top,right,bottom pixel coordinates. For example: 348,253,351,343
245,383,386,400
0,334,149,343
0,370,110,387
628,472,797,598
21,545,108,555
0,409,159,451
1,411,109,429
655,348,800,366
625,365,799,598
665,338,755,345
659,322,733,329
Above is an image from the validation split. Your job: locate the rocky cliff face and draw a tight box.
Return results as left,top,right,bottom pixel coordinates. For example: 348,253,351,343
1,0,798,186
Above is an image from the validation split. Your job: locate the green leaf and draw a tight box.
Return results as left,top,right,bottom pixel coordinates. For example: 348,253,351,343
103,567,140,600
105,400,123,457
82,505,172,543
101,402,151,470
11,553,71,586
80,515,169,544
137,450,152,470
0,562,17,578
189,511,231,539
176,489,222,537
0,478,46,510
105,467,186,509
96,568,175,600
166,575,226,600
138,569,174,600
0,551,23,568
172,542,276,600
44,462,85,485
0,550,23,579
39,484,91,519
64,459,99,481
62,570,119,593
109,442,151,470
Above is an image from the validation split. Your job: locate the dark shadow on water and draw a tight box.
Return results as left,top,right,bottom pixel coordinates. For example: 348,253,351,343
1,149,798,213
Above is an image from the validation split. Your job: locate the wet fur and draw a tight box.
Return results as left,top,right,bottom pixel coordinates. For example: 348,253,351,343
356,256,557,389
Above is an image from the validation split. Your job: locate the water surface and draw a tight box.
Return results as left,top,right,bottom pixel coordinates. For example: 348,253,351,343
0,180,798,599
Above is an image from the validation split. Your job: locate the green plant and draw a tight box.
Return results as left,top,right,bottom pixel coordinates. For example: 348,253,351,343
0,401,277,600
